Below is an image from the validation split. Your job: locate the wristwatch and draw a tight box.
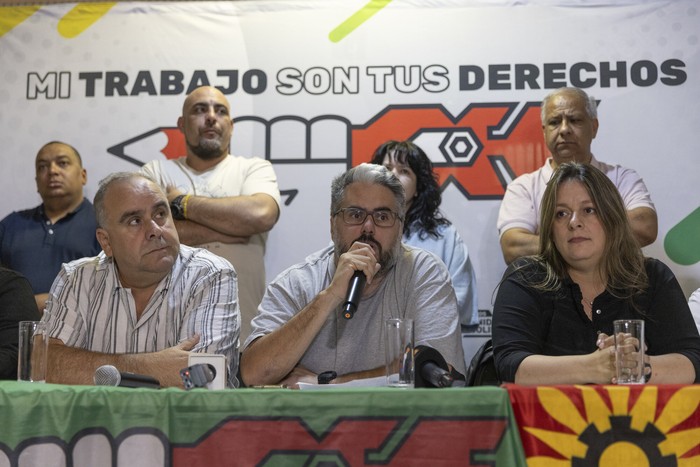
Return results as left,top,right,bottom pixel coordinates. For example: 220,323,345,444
170,195,187,220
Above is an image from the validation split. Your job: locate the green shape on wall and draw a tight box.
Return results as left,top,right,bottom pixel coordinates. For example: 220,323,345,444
665,206,700,265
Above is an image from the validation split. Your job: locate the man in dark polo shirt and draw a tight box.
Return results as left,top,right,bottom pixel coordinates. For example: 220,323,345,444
0,141,101,312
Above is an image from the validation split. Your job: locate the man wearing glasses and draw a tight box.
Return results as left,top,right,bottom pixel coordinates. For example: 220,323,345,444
240,164,465,388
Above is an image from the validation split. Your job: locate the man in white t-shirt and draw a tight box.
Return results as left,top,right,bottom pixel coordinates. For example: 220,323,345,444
497,87,657,264
141,86,280,343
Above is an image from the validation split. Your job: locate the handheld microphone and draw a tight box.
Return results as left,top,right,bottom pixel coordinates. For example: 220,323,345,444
94,365,161,389
414,345,465,388
342,270,366,319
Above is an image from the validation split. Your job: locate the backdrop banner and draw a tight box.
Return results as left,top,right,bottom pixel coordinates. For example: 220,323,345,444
1,1,698,338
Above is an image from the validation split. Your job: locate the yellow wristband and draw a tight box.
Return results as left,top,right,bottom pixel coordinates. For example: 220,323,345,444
182,195,192,219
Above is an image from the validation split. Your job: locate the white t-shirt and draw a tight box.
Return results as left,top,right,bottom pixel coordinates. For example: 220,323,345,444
141,154,280,344
497,156,655,237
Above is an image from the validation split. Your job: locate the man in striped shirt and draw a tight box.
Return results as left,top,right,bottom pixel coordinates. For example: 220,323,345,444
42,172,240,387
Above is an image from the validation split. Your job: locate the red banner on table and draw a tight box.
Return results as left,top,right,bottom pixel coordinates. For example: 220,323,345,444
506,384,700,465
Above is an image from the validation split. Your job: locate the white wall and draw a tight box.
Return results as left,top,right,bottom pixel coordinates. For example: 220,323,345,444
1,0,698,312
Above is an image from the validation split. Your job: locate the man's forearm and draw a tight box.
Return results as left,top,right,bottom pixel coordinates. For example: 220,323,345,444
334,366,385,384
500,228,540,264
47,341,117,385
186,193,279,237
46,340,187,387
241,290,341,386
627,207,658,247
174,219,250,246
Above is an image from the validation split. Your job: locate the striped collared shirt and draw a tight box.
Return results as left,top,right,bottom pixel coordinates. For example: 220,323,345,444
44,245,240,385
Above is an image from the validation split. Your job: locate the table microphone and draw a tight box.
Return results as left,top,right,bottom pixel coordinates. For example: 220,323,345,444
342,271,366,319
94,364,161,389
415,345,465,388
180,363,217,390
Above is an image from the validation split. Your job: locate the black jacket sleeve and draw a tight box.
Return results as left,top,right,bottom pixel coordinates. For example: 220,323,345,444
0,268,41,379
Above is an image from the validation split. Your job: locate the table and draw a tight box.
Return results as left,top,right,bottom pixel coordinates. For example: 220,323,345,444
0,382,526,466
505,384,700,466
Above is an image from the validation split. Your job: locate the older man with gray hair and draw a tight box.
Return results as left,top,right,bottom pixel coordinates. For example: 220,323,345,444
42,172,240,387
240,163,465,388
497,87,657,264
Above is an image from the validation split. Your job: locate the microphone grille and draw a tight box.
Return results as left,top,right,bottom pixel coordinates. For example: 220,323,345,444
94,365,121,386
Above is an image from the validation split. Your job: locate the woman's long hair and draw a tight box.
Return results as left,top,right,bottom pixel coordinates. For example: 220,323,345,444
535,162,647,300
370,140,450,239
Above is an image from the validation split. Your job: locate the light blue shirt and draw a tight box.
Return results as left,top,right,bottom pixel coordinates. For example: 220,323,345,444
403,223,478,326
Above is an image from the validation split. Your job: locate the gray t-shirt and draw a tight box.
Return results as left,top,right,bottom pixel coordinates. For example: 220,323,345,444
244,244,466,376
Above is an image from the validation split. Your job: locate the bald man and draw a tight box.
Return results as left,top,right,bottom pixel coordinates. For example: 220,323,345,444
141,86,280,346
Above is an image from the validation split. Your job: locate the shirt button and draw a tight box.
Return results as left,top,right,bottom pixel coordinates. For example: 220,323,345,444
595,309,602,315
48,229,54,235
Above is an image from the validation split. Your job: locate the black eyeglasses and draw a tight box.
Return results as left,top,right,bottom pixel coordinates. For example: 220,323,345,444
334,207,402,228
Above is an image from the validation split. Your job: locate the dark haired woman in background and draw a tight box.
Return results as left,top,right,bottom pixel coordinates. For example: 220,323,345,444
492,162,699,384
371,140,478,326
